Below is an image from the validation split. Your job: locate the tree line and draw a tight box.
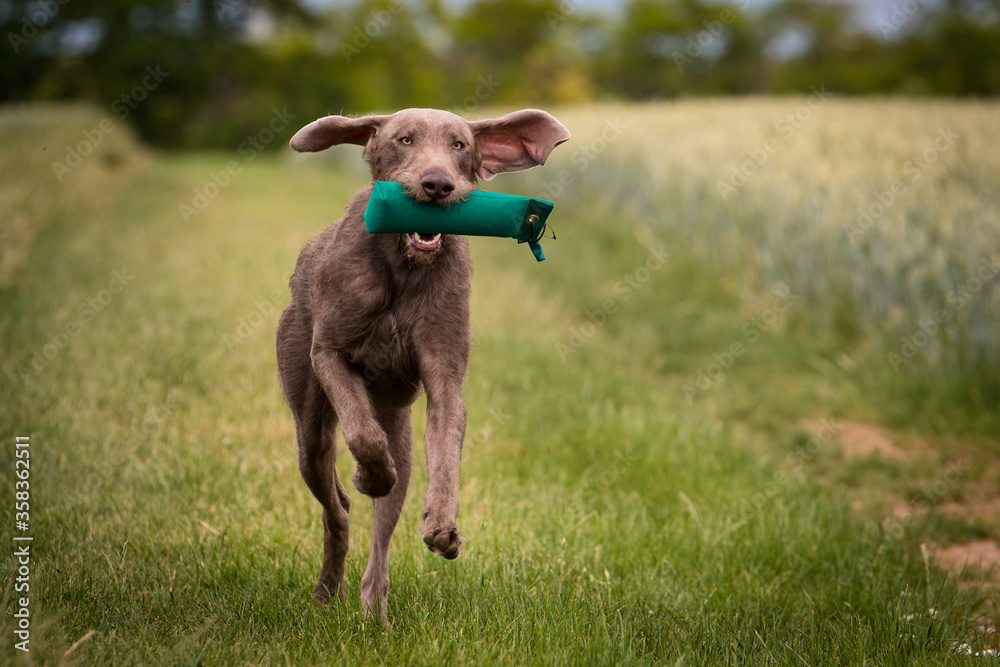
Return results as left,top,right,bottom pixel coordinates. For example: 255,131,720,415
2,0,997,149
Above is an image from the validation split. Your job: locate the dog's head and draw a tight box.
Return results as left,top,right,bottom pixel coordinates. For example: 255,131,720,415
290,108,570,262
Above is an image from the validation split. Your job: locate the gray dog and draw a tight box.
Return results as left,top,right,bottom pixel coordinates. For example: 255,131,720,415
276,108,570,621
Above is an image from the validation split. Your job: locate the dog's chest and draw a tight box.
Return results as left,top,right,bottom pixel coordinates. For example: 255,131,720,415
346,297,422,385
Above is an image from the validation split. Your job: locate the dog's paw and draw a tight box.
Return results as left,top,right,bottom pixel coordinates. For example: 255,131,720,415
422,525,461,560
353,457,397,498
313,580,344,605
348,426,396,497
360,573,390,625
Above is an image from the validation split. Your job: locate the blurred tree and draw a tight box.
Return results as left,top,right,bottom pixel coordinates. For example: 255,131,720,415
593,0,768,98
901,0,1000,95
2,0,997,149
450,0,564,103
682,1,768,94
593,0,690,98
334,0,445,110
762,0,858,91
1,0,314,147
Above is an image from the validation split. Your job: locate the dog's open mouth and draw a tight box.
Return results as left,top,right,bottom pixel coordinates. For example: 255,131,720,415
405,233,443,252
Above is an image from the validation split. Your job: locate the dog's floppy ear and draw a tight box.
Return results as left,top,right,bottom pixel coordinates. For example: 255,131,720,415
469,110,571,181
289,114,389,152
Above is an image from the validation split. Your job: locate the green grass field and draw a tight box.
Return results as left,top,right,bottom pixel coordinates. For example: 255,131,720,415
1,102,998,665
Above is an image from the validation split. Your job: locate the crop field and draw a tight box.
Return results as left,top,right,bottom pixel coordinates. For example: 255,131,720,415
1,100,998,664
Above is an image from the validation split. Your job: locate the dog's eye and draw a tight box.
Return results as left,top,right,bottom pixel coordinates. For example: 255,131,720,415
399,137,412,145
452,141,465,150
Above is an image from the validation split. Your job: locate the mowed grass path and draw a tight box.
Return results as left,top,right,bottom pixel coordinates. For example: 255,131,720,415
0,106,994,664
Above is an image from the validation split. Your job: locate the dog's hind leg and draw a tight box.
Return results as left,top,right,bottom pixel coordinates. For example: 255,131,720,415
301,402,352,603
290,379,352,603
279,312,351,603
360,406,413,622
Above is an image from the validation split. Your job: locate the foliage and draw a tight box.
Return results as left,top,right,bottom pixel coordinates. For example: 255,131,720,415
1,0,999,148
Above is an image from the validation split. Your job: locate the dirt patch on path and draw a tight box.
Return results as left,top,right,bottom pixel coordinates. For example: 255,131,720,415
932,540,1000,583
800,419,912,461
838,422,911,461
800,419,1000,585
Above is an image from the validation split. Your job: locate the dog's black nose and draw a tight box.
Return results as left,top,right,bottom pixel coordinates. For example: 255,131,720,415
420,172,455,199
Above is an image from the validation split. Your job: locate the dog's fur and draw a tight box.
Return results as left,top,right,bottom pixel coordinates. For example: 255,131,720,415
276,108,570,621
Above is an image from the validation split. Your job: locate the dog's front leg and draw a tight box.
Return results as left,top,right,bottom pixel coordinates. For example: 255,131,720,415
311,342,397,497
418,361,467,559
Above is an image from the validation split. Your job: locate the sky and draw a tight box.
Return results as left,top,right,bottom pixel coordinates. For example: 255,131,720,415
572,0,907,29
303,0,913,33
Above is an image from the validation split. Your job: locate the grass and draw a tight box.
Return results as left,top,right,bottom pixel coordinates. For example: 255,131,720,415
1,102,998,665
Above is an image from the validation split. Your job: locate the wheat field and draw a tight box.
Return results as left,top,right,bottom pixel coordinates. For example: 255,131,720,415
525,98,1000,430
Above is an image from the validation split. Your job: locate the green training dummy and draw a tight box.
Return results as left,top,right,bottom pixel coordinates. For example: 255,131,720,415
363,181,555,261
